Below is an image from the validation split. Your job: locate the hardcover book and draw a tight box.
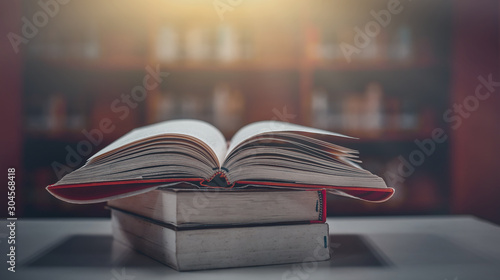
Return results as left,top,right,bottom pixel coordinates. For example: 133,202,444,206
47,119,394,203
111,208,331,271
107,186,327,226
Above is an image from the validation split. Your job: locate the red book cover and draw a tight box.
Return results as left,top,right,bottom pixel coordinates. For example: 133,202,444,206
46,120,395,205
46,174,394,205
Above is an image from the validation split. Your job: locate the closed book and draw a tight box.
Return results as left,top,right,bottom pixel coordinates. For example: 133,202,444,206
107,187,326,227
111,208,331,271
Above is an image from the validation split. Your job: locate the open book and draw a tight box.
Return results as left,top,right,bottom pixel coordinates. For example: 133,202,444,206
47,120,394,203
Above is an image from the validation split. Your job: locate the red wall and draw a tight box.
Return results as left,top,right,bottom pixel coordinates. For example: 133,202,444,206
0,1,23,216
451,0,500,223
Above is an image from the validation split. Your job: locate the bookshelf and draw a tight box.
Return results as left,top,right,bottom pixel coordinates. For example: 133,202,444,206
20,0,454,217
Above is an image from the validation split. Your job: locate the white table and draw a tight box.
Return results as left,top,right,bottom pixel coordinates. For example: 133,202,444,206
1,216,500,280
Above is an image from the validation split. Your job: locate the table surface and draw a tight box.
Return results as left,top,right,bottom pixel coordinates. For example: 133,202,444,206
1,215,500,280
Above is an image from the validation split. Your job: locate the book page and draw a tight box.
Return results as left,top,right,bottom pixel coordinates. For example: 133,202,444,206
89,120,227,166
227,121,354,155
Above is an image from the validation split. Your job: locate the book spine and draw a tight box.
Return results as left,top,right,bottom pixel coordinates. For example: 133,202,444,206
199,171,235,188
311,189,327,223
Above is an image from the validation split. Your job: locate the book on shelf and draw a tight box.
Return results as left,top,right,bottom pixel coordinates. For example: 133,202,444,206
110,207,330,271
107,186,327,227
47,119,394,204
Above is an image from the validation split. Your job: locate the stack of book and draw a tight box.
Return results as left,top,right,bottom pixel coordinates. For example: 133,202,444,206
107,186,330,271
47,119,394,270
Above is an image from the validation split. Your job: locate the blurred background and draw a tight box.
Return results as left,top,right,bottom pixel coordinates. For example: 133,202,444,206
1,0,499,223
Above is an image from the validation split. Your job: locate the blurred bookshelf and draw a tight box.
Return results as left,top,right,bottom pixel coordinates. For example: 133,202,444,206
20,0,452,217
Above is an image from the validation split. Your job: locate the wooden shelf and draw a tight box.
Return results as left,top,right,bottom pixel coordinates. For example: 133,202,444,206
158,61,300,72
29,58,304,72
25,130,120,144
29,57,148,71
24,128,430,144
332,132,434,143
25,131,85,142
36,59,441,73
312,59,444,72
